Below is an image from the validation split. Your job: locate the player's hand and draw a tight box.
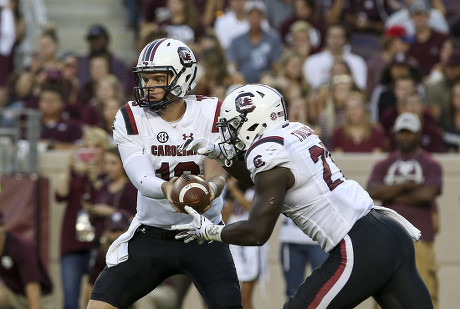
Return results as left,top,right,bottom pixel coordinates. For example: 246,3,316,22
161,177,181,212
179,138,235,166
171,206,221,244
179,138,222,159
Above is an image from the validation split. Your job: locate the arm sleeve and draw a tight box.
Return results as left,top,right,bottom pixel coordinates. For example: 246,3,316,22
113,107,166,199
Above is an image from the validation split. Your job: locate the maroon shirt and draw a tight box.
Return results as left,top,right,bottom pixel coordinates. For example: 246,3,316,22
55,170,98,256
90,180,137,240
367,150,442,241
331,125,386,152
41,118,83,143
380,107,445,153
0,232,53,296
408,30,450,77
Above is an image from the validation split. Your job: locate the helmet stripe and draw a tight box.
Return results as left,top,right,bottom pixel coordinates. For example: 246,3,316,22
148,38,167,61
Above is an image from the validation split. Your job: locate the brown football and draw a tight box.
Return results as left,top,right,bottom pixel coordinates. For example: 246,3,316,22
170,174,212,214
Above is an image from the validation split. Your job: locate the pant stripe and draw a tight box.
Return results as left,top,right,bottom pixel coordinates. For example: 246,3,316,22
307,235,354,309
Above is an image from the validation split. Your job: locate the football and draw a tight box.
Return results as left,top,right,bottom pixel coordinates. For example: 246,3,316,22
170,174,212,214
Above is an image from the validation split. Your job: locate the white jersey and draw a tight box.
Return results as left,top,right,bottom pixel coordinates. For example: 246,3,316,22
112,95,223,228
245,122,374,252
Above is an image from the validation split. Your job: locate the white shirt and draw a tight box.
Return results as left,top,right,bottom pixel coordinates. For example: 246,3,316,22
302,50,368,90
245,122,374,252
385,9,449,36
214,11,270,50
0,5,15,56
112,96,224,228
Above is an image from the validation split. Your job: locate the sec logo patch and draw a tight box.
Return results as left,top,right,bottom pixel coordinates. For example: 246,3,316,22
157,132,169,143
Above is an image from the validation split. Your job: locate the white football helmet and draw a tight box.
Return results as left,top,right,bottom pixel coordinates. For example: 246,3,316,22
217,84,288,161
133,38,197,112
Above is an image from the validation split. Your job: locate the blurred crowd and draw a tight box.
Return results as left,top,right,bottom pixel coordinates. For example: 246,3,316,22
0,0,460,154
0,0,459,307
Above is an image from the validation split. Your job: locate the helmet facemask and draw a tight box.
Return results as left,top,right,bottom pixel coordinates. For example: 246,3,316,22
133,67,182,112
217,114,248,163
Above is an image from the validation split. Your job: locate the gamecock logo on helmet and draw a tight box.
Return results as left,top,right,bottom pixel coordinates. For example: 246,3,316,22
178,47,194,67
235,92,256,113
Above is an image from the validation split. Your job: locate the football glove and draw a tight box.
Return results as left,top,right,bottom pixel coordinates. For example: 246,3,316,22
179,138,232,166
172,206,224,244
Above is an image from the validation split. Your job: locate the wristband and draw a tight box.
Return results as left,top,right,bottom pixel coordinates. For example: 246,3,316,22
208,181,218,197
205,224,224,242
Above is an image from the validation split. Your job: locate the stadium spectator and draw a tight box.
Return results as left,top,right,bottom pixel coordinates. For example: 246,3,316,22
369,54,423,122
77,24,130,98
302,23,367,90
381,91,445,153
260,49,312,109
278,0,325,48
279,217,328,299
83,146,137,245
264,0,294,29
0,211,54,309
214,0,270,51
0,0,24,107
438,79,460,152
406,1,451,78
366,25,416,100
37,84,83,150
157,0,206,52
313,73,360,148
331,91,386,153
85,210,132,306
367,112,443,308
331,0,393,61
284,20,314,60
80,74,124,128
226,0,283,83
194,32,245,99
426,50,460,121
385,0,449,36
55,127,112,309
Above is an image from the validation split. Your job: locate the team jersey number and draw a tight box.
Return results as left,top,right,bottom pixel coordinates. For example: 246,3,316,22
155,161,201,180
309,145,344,191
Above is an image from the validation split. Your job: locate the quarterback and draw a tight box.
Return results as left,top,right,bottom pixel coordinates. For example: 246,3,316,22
87,39,241,309
174,84,433,309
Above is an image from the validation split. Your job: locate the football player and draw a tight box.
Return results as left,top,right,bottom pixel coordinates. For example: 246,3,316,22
87,38,242,309
173,84,433,309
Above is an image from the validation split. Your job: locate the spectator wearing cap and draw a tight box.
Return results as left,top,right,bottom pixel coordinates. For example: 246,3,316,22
406,1,451,78
426,50,460,121
302,22,368,91
366,25,417,100
77,24,130,99
214,0,271,51
385,0,449,37
0,211,54,309
381,90,444,153
369,53,423,122
367,111,443,309
226,1,283,83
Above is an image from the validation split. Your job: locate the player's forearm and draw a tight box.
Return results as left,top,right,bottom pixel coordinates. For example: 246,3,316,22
25,282,41,309
367,183,407,203
124,155,166,198
220,219,273,246
391,187,439,207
